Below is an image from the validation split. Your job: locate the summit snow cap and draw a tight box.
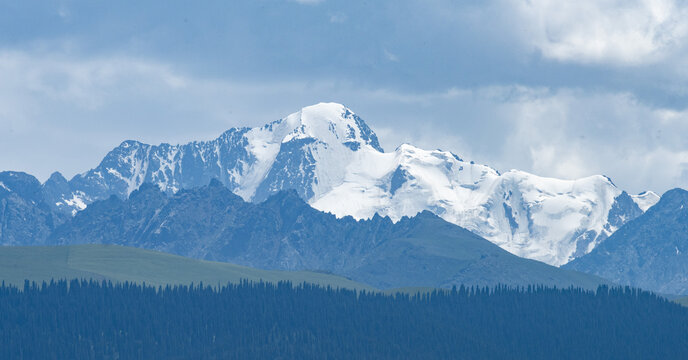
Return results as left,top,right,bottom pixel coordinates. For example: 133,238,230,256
278,102,383,152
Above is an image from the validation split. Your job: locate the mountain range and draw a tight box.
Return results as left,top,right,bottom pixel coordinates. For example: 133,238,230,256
9,102,688,294
11,102,657,266
41,180,605,290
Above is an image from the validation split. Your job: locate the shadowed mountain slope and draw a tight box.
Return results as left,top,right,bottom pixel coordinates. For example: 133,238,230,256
48,181,607,289
566,189,688,295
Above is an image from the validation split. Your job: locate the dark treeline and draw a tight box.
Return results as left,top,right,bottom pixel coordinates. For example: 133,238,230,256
1,280,688,359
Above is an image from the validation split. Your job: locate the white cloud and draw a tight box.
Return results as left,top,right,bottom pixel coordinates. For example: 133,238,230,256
0,50,271,180
490,87,688,193
511,0,688,65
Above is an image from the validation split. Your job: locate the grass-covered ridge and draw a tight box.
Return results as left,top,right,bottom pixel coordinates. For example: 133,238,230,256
0,244,373,290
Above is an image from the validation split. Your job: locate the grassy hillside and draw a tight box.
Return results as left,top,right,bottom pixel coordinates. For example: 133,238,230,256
0,244,374,290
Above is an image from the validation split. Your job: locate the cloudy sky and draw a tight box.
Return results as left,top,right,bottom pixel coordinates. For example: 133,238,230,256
2,0,688,194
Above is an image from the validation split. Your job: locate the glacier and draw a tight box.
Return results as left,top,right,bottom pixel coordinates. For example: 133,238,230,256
42,102,658,266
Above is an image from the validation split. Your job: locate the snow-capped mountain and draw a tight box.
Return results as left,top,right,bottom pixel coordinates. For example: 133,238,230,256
631,191,660,212
43,102,653,266
46,103,382,209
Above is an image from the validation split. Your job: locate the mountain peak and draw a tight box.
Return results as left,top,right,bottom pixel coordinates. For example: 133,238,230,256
631,190,660,212
281,103,383,152
45,172,69,187
300,102,348,115
0,171,41,190
653,188,688,211
0,171,43,201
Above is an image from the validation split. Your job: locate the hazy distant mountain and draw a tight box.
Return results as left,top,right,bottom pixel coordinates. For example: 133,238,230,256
566,188,688,295
47,181,606,290
5,103,658,265
0,171,65,246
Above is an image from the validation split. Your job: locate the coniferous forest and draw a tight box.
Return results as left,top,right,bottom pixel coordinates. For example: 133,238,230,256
1,280,687,359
